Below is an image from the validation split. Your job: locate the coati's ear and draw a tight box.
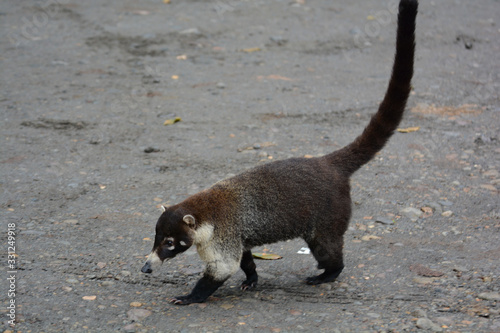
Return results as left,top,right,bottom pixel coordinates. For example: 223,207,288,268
182,214,196,226
161,205,167,212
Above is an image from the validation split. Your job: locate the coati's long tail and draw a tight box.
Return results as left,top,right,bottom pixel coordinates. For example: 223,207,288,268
327,0,418,175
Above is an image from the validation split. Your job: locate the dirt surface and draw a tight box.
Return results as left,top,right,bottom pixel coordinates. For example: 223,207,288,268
1,0,499,332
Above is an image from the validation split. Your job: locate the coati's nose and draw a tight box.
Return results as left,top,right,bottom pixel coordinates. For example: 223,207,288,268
141,262,153,274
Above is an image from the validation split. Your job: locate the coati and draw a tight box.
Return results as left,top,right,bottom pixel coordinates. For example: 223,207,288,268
141,0,418,305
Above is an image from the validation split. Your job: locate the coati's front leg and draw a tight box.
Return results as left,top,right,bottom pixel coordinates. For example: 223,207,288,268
240,250,258,290
170,256,240,305
170,274,226,305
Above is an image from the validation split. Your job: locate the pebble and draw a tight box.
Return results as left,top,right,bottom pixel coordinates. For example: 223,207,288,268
478,292,500,301
123,323,136,332
66,278,79,284
441,210,453,217
416,318,443,332
121,270,131,277
483,169,499,178
375,217,394,225
411,309,427,318
179,27,200,35
269,36,288,46
427,202,443,215
367,312,381,319
127,309,152,321
216,82,226,89
401,207,423,221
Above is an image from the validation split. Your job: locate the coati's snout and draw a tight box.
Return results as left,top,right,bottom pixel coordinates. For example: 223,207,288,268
141,261,153,274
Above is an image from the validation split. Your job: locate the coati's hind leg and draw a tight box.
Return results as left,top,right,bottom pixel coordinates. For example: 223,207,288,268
240,250,258,290
305,235,344,285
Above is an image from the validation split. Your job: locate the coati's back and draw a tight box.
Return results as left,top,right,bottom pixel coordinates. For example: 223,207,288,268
226,157,351,247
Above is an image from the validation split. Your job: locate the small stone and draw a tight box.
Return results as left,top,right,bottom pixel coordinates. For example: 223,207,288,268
179,27,200,35
438,200,453,207
63,219,79,225
101,281,115,287
480,184,498,192
375,217,394,225
97,262,107,269
269,36,288,45
130,302,142,307
483,169,499,178
401,207,423,221
478,292,500,301
127,309,152,321
427,202,443,215
413,277,436,284
123,323,136,333
216,82,226,89
121,270,131,277
416,318,443,332
411,309,427,318
367,312,381,318
441,210,453,217
61,286,73,292
66,278,79,284
143,147,161,153
220,303,234,310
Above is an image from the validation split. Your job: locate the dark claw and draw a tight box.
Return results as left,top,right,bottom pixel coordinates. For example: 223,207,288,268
240,280,257,291
169,296,193,305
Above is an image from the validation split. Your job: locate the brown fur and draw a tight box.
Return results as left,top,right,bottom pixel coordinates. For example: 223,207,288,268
141,0,418,305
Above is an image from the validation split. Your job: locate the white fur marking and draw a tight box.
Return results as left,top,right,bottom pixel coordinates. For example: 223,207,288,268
193,224,214,245
180,240,187,246
146,251,162,269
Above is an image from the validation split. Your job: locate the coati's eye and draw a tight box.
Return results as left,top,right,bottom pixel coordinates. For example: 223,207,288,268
166,240,173,247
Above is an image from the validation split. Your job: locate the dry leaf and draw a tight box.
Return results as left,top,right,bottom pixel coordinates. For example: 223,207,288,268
257,74,294,81
176,54,187,60
83,295,97,301
164,117,182,126
130,302,142,307
241,47,261,53
397,126,420,133
163,0,171,3
252,253,282,260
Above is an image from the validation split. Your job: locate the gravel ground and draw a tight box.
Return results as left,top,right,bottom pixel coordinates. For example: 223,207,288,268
1,0,499,332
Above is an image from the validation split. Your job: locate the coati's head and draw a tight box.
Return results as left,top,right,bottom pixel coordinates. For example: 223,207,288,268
141,206,196,274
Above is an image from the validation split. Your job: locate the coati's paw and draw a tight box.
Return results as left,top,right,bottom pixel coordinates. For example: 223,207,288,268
240,279,257,291
240,272,258,291
306,275,333,285
306,267,343,285
169,295,200,305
